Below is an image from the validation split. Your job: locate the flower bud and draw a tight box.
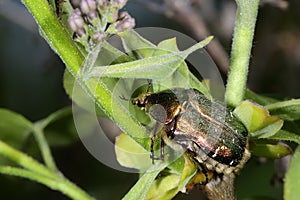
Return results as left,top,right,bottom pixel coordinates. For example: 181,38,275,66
115,11,135,32
80,0,97,19
107,8,119,23
70,0,81,8
68,8,86,36
92,31,106,43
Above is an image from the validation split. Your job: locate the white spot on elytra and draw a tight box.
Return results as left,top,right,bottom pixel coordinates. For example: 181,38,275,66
212,146,220,158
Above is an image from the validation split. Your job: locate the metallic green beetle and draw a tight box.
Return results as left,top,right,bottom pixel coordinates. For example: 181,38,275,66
133,87,250,176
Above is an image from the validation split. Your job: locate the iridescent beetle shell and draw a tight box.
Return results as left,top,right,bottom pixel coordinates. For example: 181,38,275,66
132,88,250,176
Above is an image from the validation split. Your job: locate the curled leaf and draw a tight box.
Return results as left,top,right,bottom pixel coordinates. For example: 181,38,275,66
234,100,283,138
250,141,293,159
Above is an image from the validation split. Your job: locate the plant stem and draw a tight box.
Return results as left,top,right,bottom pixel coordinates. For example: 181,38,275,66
21,0,84,74
33,125,58,172
0,140,95,200
0,166,95,200
225,0,259,107
22,0,148,143
0,140,55,178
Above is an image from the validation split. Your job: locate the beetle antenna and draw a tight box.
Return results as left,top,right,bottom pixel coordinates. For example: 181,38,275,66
146,79,153,93
119,94,129,101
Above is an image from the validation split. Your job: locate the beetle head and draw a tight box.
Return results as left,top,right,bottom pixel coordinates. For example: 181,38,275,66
132,93,149,109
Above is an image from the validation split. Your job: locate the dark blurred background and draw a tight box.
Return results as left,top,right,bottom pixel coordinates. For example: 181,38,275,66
0,0,299,199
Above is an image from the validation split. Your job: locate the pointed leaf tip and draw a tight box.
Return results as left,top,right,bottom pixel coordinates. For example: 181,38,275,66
182,36,214,57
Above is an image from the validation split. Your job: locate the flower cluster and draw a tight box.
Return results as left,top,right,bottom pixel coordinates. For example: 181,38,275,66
68,0,135,50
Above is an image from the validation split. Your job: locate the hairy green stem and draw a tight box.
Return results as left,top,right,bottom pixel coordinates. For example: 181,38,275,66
225,0,259,107
0,140,95,200
0,140,56,178
21,0,84,74
0,166,95,200
33,125,58,172
22,0,148,140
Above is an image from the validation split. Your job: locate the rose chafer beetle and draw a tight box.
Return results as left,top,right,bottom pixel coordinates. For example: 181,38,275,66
132,83,250,177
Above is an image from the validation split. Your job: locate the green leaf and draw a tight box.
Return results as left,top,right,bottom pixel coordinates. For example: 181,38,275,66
250,142,292,159
88,54,181,79
115,128,196,199
115,133,152,171
250,120,283,138
157,38,180,52
83,41,134,74
284,145,300,200
118,29,157,58
146,174,181,200
166,157,185,174
87,35,212,97
151,37,191,91
269,130,300,144
139,36,211,97
266,99,300,121
234,100,283,138
146,155,198,200
102,41,133,64
116,129,197,200
245,89,279,106
116,133,198,199
174,157,198,193
122,162,168,200
0,109,32,149
88,36,213,80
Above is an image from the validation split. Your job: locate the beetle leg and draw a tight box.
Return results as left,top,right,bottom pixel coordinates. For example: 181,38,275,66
160,137,165,161
186,148,211,184
150,133,156,164
119,94,129,101
150,135,162,163
198,163,209,184
150,121,162,164
146,79,153,93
